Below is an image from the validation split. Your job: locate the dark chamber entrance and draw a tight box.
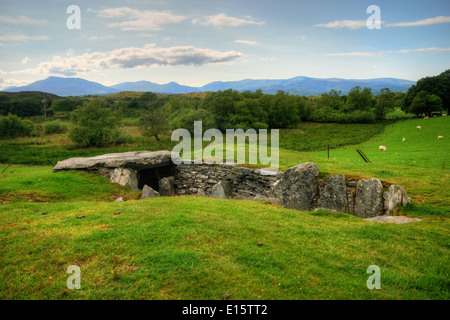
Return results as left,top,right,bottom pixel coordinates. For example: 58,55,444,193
137,164,175,191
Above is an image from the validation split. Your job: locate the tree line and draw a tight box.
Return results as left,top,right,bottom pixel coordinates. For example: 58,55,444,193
1,69,448,143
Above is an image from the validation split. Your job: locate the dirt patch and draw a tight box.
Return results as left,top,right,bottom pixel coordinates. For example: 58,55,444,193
364,215,422,224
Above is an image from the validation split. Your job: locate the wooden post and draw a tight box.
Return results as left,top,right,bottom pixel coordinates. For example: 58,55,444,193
42,99,47,122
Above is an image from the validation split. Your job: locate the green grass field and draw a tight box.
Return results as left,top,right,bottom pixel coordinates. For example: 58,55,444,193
0,117,449,299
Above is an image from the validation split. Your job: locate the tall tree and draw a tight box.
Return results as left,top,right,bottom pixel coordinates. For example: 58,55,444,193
138,92,168,141
69,99,123,146
409,91,443,117
344,86,373,112
375,88,394,120
403,69,450,113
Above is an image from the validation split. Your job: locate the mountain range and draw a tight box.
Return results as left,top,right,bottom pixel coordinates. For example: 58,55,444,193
3,76,415,97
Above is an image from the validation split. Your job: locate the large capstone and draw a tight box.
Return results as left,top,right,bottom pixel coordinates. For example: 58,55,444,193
318,175,348,212
53,150,172,171
354,178,384,218
271,162,319,211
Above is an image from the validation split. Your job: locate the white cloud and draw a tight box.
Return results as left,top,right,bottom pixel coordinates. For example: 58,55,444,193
21,57,30,64
195,13,264,27
87,35,114,41
235,40,260,46
90,7,186,30
315,20,369,29
0,34,49,42
392,47,450,54
0,77,30,90
386,16,450,27
260,57,278,62
324,52,380,57
324,47,450,57
0,15,45,24
316,16,450,30
13,44,243,76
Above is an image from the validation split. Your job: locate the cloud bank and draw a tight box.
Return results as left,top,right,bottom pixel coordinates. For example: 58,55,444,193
16,44,243,76
193,13,264,27
90,7,186,31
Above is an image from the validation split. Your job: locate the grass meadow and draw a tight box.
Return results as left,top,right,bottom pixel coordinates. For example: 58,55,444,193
0,116,449,299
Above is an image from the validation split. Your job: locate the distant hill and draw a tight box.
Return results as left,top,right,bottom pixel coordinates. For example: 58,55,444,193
111,81,197,94
3,76,415,97
198,76,416,95
0,91,60,100
4,76,119,96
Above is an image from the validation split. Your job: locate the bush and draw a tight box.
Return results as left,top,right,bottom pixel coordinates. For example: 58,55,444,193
310,107,375,123
0,114,35,139
9,98,42,117
69,100,126,147
51,97,84,112
43,121,69,134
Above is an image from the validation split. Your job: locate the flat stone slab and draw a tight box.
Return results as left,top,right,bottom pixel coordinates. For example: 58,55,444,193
53,150,172,172
364,215,422,224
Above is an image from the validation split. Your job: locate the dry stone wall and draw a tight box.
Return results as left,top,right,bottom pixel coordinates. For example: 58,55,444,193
173,161,283,200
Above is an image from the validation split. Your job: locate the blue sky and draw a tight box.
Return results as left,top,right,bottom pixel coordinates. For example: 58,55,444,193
0,0,449,89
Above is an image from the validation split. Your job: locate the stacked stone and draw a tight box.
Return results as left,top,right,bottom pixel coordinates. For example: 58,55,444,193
173,162,282,199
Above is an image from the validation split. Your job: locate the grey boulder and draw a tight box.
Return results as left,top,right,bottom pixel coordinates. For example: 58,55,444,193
383,185,410,215
159,176,175,196
141,185,160,199
110,168,139,192
354,178,384,218
211,181,232,199
318,175,348,212
270,162,319,211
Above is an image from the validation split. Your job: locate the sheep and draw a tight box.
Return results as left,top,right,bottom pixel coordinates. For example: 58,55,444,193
379,145,386,151
424,116,429,119
443,114,447,117
402,138,406,142
417,126,422,130
438,136,444,140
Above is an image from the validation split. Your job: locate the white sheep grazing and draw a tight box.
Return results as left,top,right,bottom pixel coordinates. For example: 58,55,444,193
417,126,422,130
424,116,429,119
438,136,444,140
443,114,447,117
379,145,386,151
402,138,406,142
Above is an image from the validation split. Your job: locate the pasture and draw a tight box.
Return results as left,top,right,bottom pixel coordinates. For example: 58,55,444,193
0,116,449,299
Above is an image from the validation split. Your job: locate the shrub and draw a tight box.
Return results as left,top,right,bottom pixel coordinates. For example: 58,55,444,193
0,114,35,139
50,97,84,112
69,100,126,147
43,121,69,134
9,98,42,117
310,107,375,123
